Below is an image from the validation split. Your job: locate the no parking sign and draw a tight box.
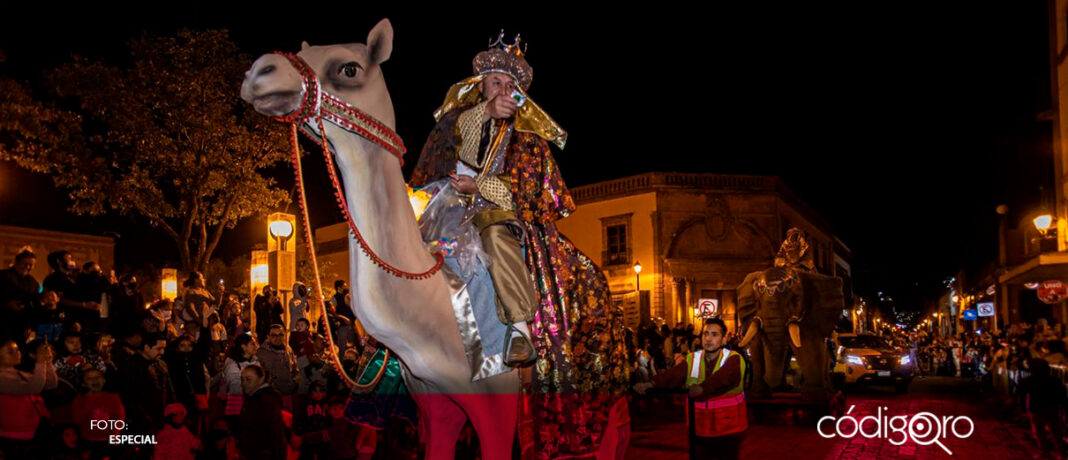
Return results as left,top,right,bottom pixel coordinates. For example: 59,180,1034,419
696,299,718,318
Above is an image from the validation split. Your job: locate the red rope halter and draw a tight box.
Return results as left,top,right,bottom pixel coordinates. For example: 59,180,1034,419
269,52,444,388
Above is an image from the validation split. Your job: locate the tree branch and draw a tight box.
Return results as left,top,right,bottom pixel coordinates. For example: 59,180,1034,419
196,216,208,271
204,193,237,268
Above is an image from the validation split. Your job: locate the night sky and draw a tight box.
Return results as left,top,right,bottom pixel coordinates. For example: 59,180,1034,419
0,3,1055,311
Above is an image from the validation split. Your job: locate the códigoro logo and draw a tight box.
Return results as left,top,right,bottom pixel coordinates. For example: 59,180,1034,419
816,406,974,455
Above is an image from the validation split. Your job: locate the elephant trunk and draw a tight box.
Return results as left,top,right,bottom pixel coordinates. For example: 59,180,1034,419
788,322,801,348
738,319,761,348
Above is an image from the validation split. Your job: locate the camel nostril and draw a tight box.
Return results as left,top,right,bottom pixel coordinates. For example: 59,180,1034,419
257,65,276,77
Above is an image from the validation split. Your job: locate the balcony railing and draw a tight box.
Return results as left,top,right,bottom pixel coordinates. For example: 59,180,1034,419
570,172,774,204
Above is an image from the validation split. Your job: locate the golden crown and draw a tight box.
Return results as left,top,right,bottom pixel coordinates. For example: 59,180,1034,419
472,30,533,91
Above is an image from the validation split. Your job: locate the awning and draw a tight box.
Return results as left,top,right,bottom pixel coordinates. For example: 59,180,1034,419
998,251,1068,285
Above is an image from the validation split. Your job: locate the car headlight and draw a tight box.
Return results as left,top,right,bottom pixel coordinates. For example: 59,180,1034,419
900,355,911,366
846,355,865,366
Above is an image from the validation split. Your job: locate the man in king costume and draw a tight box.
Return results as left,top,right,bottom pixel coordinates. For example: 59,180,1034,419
410,31,630,459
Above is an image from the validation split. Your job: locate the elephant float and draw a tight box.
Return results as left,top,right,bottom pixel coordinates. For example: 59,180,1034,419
736,228,844,401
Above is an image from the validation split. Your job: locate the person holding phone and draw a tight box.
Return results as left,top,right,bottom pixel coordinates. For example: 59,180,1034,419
411,31,568,367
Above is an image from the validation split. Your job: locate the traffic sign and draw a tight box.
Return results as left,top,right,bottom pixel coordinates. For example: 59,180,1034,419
977,302,995,317
962,309,977,321
1038,280,1068,304
697,298,718,318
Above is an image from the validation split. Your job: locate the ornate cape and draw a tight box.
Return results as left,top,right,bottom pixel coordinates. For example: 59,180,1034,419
411,109,630,459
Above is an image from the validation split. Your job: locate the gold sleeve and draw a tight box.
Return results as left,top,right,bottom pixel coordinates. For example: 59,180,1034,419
457,101,488,168
476,174,514,210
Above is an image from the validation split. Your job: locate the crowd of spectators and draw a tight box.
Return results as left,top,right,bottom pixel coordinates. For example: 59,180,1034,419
874,318,1068,458
0,248,410,459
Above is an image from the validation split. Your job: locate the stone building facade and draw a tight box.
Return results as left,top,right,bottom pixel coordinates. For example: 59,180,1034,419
555,172,852,333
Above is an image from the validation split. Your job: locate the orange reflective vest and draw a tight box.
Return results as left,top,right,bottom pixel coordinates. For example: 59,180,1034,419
685,349,747,437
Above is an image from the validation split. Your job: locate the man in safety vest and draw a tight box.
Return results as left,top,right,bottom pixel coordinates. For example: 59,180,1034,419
638,317,747,459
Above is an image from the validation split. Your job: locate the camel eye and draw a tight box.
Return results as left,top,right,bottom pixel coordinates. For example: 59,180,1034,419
339,62,361,78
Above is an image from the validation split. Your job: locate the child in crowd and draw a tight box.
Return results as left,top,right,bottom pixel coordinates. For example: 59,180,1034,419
200,418,239,460
51,424,90,460
326,398,361,460
35,290,65,343
154,403,202,460
71,368,125,458
54,330,105,391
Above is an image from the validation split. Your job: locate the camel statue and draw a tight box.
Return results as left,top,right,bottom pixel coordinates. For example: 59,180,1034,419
240,19,626,460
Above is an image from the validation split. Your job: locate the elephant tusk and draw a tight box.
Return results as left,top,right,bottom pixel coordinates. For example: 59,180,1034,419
738,321,760,348
788,322,801,348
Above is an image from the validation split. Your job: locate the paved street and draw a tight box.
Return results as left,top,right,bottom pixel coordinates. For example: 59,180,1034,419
627,377,1045,459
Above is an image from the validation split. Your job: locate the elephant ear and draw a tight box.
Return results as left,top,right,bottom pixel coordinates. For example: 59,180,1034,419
799,272,844,337
736,271,762,325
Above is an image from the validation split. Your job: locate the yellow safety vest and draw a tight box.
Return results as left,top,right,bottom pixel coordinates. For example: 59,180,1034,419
684,348,747,437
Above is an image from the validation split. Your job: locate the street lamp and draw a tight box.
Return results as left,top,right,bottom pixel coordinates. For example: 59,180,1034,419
1034,214,1054,236
161,269,178,301
267,212,297,331
250,250,269,296
633,260,642,292
269,219,295,251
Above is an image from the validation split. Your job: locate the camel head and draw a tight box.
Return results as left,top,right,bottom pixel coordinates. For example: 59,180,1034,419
241,18,396,129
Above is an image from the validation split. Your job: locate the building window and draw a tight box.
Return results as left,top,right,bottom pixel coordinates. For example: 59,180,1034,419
601,214,633,267
606,224,628,266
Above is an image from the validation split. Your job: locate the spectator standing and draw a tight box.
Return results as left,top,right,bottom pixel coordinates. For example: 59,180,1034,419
118,333,175,436
294,381,330,459
0,339,57,458
74,262,114,331
331,280,353,323
43,251,98,332
181,272,218,328
0,250,39,343
257,324,298,411
239,364,286,460
165,305,213,432
253,286,284,343
220,333,259,423
1018,359,1068,458
289,283,309,331
326,397,362,460
110,274,145,339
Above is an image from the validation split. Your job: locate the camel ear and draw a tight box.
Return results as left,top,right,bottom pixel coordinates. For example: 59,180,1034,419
367,18,394,64
301,41,311,50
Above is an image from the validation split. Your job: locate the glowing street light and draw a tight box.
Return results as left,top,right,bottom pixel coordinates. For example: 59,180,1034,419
161,268,178,301
269,218,295,251
1034,214,1054,235
250,250,269,296
633,260,642,292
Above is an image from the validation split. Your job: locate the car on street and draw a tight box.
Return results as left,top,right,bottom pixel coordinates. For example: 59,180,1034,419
833,333,914,393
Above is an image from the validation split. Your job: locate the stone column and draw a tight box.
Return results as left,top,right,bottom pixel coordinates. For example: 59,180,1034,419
673,277,687,325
